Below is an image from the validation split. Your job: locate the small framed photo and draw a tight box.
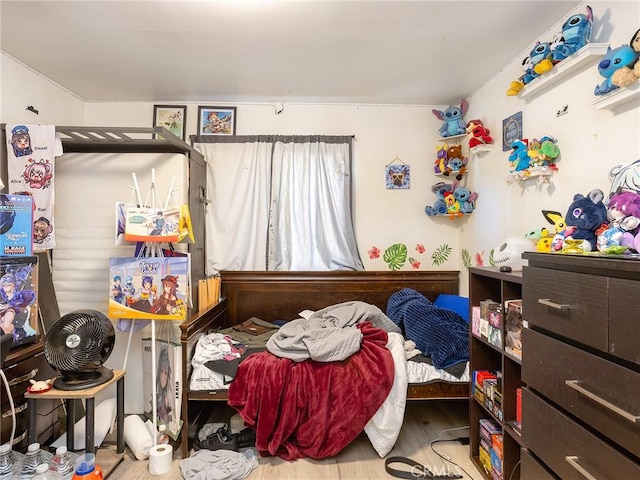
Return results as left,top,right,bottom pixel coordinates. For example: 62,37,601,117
153,105,187,140
197,106,237,136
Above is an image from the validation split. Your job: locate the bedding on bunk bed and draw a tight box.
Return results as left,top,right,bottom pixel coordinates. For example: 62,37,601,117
188,290,469,459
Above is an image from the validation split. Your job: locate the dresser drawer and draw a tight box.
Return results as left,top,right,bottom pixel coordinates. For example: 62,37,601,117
520,448,557,480
609,277,640,366
522,388,640,478
523,266,607,352
523,328,640,459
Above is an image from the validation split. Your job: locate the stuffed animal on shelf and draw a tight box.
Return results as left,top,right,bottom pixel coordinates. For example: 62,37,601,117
551,5,594,63
434,143,449,174
432,99,469,138
451,180,478,214
594,45,639,95
611,28,640,88
506,56,532,96
564,189,608,252
491,237,535,271
442,144,468,180
466,119,493,149
425,182,452,217
508,139,530,172
597,190,640,252
530,41,555,76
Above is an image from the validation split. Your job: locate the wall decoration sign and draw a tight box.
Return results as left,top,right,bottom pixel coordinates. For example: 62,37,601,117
197,106,237,135
502,111,523,151
385,157,410,189
153,105,187,140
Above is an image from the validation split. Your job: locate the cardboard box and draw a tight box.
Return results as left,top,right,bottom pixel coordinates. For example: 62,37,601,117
0,193,33,256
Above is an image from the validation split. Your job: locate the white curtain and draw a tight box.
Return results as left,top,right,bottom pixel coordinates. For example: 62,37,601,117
193,135,363,274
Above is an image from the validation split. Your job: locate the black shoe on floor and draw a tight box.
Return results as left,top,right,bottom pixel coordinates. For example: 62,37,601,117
235,427,256,448
195,426,239,452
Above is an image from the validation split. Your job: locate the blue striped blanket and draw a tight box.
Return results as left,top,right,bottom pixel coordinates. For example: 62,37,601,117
386,288,469,369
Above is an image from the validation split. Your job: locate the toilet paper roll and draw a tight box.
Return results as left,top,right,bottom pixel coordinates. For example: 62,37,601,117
149,444,173,476
124,415,154,461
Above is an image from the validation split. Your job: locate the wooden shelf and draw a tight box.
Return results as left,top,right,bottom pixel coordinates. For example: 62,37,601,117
518,43,609,100
592,81,640,110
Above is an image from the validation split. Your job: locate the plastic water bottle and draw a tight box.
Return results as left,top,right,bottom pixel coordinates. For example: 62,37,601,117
0,443,13,478
32,463,63,480
16,443,53,480
49,446,76,480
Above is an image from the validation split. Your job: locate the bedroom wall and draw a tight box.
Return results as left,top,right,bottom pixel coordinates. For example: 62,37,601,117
458,0,640,294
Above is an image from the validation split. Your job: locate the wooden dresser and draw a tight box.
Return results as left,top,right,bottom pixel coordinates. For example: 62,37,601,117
521,252,640,478
0,341,58,451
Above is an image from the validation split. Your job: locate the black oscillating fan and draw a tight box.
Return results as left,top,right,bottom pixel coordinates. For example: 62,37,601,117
45,309,116,391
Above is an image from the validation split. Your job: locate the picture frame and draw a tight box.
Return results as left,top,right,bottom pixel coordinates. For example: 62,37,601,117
502,111,523,151
197,106,237,136
153,105,187,140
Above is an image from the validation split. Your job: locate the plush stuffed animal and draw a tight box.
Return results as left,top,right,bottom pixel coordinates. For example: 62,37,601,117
492,237,535,271
425,182,453,216
434,143,449,174
466,119,493,149
597,190,640,252
432,99,469,138
551,5,593,62
530,41,555,76
594,45,639,95
451,181,478,214
564,189,608,251
608,159,640,199
442,145,468,180
611,28,640,88
508,139,530,172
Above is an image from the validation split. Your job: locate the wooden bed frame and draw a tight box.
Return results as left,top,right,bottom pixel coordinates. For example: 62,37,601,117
179,270,470,457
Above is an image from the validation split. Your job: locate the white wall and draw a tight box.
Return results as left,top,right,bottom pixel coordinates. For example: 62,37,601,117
459,0,640,293
1,53,84,125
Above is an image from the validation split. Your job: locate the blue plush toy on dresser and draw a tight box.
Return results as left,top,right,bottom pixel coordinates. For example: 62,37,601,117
564,188,608,252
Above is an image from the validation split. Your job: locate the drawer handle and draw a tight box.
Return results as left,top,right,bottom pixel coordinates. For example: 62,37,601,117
565,380,640,423
538,298,571,310
8,368,38,386
565,456,598,480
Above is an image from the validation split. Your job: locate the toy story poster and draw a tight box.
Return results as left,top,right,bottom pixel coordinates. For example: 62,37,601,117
108,256,189,320
5,125,62,251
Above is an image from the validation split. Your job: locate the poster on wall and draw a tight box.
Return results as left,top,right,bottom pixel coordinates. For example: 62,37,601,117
385,158,410,189
502,111,523,151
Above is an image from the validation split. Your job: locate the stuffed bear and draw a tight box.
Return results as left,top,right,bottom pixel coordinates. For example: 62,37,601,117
442,145,468,180
564,189,608,251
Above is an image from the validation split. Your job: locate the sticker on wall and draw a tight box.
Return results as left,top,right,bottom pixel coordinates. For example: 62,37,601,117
385,157,410,189
502,111,523,151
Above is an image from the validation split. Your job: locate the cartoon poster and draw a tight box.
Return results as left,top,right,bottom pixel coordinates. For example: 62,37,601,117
108,256,189,320
124,206,181,243
0,256,39,349
5,125,62,251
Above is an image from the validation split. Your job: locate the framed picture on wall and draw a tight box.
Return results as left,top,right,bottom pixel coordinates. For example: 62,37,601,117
197,106,237,136
502,111,523,151
153,105,187,140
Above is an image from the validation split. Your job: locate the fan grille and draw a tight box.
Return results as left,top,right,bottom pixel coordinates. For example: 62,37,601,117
45,310,115,372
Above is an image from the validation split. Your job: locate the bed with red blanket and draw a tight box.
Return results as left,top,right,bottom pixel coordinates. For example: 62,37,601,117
179,270,470,458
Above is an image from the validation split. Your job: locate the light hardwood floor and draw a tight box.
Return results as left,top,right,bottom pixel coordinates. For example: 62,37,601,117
109,400,486,480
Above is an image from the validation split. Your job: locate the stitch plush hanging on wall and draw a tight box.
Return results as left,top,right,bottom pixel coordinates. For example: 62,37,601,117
386,157,410,189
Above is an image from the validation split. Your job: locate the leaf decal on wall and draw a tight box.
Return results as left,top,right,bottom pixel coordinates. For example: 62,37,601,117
489,248,496,266
383,243,408,271
431,244,452,266
461,249,471,268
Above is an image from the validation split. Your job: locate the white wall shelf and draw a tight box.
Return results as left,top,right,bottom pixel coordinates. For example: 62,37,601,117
591,81,640,110
518,43,609,100
437,133,466,143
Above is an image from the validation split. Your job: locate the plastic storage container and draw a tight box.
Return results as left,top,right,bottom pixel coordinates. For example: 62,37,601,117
32,463,63,480
71,453,103,480
49,446,77,480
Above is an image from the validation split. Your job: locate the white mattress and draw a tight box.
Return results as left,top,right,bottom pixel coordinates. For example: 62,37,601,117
406,359,469,384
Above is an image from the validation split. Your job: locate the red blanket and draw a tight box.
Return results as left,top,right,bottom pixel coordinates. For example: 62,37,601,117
227,322,394,460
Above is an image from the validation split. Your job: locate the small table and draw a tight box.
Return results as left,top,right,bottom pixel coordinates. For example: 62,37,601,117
25,369,125,455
